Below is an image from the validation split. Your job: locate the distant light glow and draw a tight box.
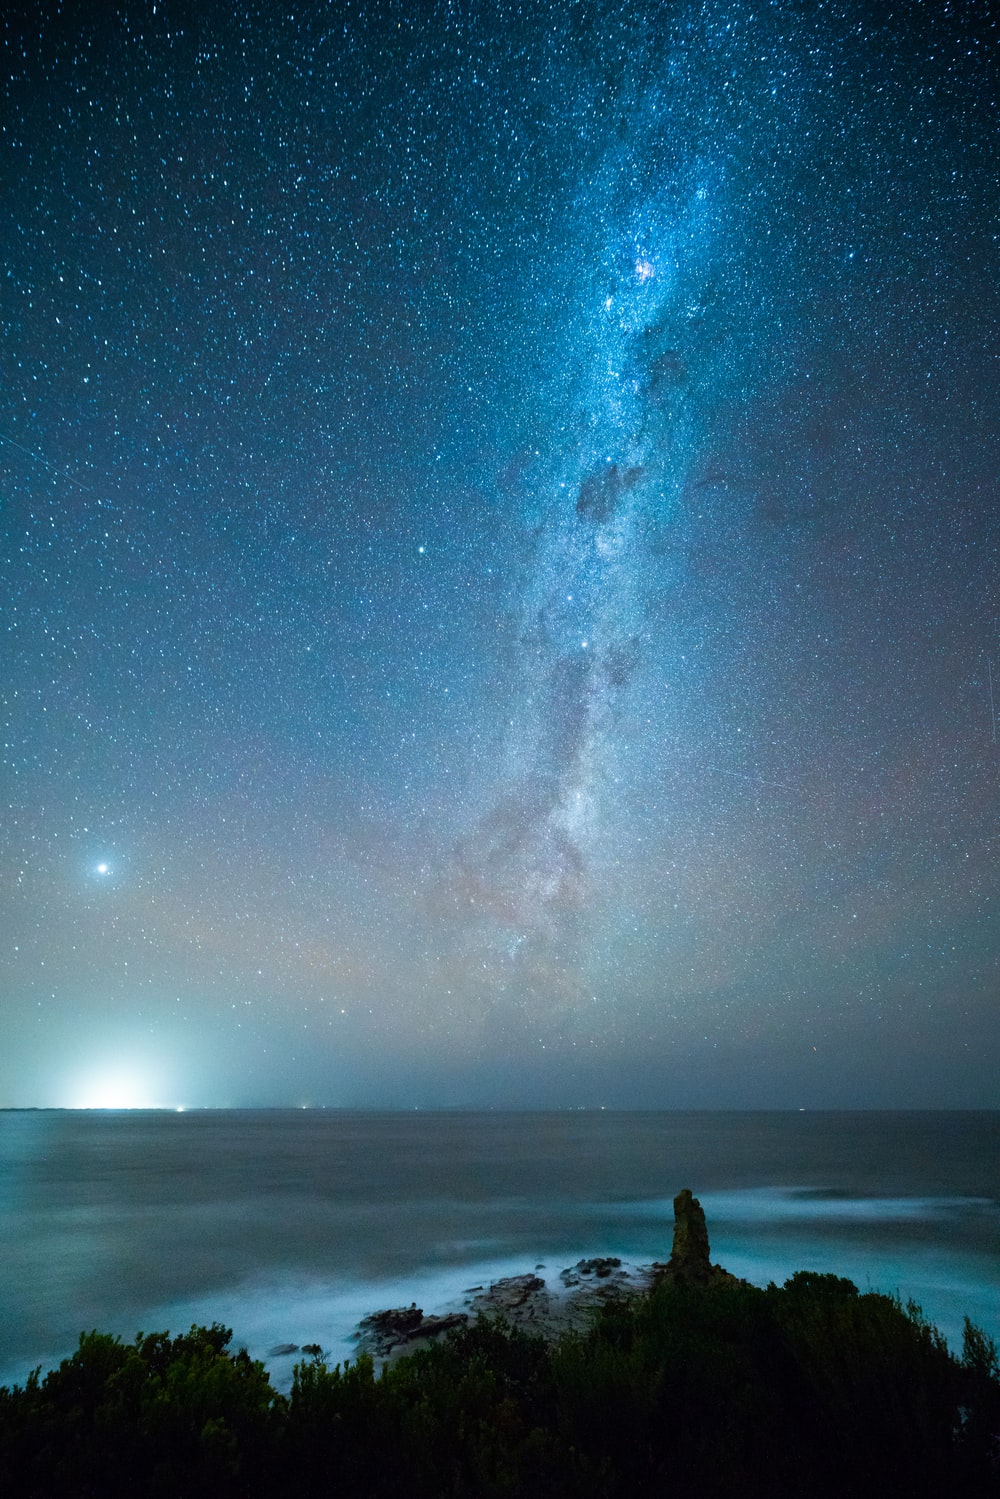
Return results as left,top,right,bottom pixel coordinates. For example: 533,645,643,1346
96,863,109,875
69,1066,161,1110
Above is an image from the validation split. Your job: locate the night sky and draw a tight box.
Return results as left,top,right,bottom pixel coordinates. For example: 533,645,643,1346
2,0,998,1109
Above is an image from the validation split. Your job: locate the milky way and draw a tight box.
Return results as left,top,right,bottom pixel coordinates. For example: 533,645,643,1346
1,1,998,1106
448,155,730,1019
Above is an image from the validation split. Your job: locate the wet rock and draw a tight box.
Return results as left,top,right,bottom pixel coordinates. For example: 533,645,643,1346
356,1304,425,1354
269,1343,299,1356
466,1274,551,1330
356,1303,469,1356
411,1313,469,1341
560,1257,633,1299
574,1257,622,1279
474,1274,545,1311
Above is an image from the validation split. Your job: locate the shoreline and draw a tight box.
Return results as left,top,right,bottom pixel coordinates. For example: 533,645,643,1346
354,1255,656,1363
4,1183,999,1393
293,1190,742,1368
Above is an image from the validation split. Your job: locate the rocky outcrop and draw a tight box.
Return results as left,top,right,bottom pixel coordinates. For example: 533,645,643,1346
356,1304,469,1357
471,1273,545,1310
666,1189,712,1282
350,1191,741,1363
560,1257,622,1285
466,1274,551,1328
657,1187,741,1288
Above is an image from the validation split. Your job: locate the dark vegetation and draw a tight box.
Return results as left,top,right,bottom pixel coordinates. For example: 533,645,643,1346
1,1273,998,1498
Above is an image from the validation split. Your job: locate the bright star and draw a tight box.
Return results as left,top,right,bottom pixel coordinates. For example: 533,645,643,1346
96,863,109,875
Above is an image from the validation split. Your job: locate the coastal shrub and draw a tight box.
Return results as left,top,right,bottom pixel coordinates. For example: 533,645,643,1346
768,1280,960,1489
1,1279,998,1496
549,1277,998,1498
0,1323,281,1498
283,1319,589,1498
551,1281,809,1497
958,1316,1000,1471
283,1352,397,1494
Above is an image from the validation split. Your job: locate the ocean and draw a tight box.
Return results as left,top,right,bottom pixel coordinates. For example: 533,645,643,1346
1,1109,998,1392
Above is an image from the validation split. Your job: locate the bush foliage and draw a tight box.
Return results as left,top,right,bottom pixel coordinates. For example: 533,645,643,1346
2,1274,998,1497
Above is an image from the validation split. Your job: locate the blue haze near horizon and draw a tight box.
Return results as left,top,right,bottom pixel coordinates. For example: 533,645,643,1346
1,1109,998,1393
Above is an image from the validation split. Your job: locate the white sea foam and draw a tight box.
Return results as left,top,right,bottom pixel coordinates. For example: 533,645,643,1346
106,1252,620,1393
614,1186,997,1224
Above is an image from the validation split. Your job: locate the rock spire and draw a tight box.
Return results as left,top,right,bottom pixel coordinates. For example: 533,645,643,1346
666,1188,713,1283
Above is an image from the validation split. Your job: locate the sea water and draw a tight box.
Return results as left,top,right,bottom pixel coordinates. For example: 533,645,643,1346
1,1110,998,1392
